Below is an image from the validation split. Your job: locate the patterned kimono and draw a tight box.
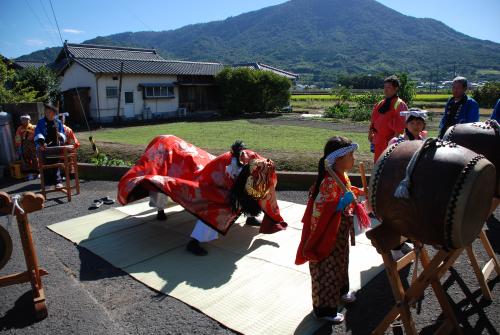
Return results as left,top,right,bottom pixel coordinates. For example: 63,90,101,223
388,130,428,146
296,172,362,316
117,135,287,235
15,123,37,173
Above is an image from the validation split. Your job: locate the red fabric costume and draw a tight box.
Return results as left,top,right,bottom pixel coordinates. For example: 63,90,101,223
295,172,362,265
63,125,80,149
117,135,287,235
370,97,407,162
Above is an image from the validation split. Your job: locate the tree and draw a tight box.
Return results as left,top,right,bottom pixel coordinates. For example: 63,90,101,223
472,82,500,108
0,61,38,103
216,67,291,115
396,72,416,107
16,65,60,103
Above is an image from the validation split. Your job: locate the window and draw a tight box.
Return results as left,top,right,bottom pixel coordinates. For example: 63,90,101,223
106,86,118,98
143,84,174,98
125,91,134,103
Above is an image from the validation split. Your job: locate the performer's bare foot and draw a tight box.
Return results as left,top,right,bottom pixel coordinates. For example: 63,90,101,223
245,217,261,226
157,210,167,221
186,238,208,256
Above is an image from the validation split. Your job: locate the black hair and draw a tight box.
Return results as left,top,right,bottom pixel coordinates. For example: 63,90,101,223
231,140,246,166
384,75,400,88
406,115,426,129
230,164,262,216
311,136,352,200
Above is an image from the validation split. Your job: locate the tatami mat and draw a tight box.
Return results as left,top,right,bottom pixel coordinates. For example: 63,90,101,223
48,200,383,335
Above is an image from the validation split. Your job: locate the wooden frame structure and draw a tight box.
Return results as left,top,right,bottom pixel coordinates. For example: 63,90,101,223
37,145,80,201
465,200,500,301
366,224,464,335
0,192,48,320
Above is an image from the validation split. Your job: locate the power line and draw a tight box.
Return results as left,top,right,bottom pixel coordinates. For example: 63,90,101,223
48,0,95,147
47,0,64,45
23,0,58,47
39,0,59,38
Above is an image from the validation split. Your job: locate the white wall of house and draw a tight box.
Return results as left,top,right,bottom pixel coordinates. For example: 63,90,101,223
97,74,179,122
59,62,98,117
60,64,179,122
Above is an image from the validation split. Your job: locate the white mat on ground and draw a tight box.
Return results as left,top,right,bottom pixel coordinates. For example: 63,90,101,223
48,200,384,335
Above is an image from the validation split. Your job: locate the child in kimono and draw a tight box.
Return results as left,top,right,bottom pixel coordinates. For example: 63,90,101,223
295,136,369,324
14,114,37,180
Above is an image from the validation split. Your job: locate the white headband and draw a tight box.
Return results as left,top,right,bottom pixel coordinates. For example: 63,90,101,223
325,143,358,166
400,109,428,121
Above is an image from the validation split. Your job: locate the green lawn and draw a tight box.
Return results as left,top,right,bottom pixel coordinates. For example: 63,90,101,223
92,120,370,154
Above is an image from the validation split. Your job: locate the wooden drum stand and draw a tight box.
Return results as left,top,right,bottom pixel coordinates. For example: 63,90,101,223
0,192,48,320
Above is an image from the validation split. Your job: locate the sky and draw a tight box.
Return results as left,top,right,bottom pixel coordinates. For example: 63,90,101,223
1,0,499,59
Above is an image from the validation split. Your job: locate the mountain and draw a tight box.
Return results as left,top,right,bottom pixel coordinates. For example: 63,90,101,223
17,0,500,86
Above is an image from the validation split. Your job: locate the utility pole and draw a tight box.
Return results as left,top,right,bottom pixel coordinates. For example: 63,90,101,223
116,62,124,120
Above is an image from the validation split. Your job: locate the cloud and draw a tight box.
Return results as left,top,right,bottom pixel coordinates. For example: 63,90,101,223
25,39,46,46
62,28,85,34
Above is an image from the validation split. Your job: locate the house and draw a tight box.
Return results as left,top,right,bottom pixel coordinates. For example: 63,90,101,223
54,42,227,126
1,55,46,70
54,42,299,127
233,62,299,84
13,60,46,70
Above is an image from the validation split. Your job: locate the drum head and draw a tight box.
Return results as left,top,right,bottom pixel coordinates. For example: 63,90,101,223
446,157,496,248
0,225,13,270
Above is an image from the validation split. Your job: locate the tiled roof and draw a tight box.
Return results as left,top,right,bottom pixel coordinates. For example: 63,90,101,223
13,60,46,69
74,58,224,76
60,43,224,76
233,62,299,80
66,43,163,61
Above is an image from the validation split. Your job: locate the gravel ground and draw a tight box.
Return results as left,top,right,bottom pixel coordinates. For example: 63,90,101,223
0,178,499,335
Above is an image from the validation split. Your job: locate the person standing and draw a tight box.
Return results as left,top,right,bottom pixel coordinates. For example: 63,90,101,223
368,75,408,162
14,115,37,180
295,136,368,324
438,76,479,138
34,103,66,189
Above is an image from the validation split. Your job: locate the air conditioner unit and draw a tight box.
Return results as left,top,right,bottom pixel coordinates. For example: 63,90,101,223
177,108,187,117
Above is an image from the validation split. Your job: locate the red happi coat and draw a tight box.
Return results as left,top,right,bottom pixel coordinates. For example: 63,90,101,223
295,172,362,265
117,135,287,235
370,97,407,162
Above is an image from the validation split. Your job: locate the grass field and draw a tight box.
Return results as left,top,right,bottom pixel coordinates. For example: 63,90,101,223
78,120,372,172
88,120,370,153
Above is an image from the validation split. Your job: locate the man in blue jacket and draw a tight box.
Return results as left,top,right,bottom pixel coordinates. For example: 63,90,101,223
491,99,500,123
34,103,66,188
438,76,479,138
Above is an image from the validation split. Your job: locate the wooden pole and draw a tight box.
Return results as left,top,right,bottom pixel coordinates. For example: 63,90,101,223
116,61,124,119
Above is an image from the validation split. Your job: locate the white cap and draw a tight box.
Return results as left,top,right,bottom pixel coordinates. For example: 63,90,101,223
400,108,428,122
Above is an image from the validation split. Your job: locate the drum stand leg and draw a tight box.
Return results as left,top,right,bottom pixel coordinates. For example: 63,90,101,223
367,226,463,335
0,193,48,320
466,230,500,301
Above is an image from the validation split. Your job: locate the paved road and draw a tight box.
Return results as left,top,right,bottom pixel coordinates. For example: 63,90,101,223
1,179,499,334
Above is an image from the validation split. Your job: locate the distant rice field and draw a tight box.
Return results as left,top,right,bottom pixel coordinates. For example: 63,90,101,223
291,94,450,102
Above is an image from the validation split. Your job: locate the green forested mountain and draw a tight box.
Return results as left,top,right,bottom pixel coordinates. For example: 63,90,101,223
17,0,500,86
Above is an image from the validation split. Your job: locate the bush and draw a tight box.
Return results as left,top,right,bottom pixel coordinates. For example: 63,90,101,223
350,108,371,121
472,82,500,108
349,91,382,121
216,67,291,115
90,153,130,167
324,103,350,119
